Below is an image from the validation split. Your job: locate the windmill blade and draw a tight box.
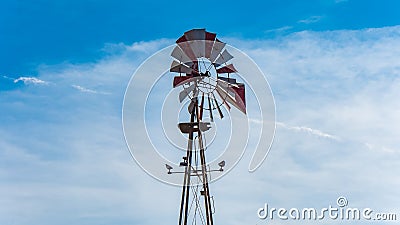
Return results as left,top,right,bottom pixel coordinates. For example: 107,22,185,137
170,60,193,74
209,39,226,63
184,29,206,58
179,83,196,102
214,80,233,111
173,76,193,88
216,86,240,112
218,76,236,84
176,35,197,61
232,84,246,111
174,76,204,88
205,31,217,58
223,99,231,111
217,78,246,113
216,64,237,74
171,46,193,64
214,49,234,66
212,93,224,119
184,28,206,41
216,79,237,97
199,93,205,120
207,94,214,122
216,84,246,114
190,60,200,76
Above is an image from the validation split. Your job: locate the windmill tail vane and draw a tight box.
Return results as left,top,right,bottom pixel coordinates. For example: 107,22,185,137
165,29,247,225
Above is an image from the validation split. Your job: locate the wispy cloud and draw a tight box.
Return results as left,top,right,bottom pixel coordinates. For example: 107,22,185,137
264,26,293,35
13,76,49,85
276,121,341,140
249,118,339,140
71,84,109,95
298,15,323,24
102,39,171,55
2,75,14,80
127,39,171,52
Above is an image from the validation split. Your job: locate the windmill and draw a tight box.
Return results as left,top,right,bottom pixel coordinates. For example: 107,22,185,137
165,29,246,225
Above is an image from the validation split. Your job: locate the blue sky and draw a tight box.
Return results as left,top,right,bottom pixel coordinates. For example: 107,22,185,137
2,0,400,76
1,0,400,225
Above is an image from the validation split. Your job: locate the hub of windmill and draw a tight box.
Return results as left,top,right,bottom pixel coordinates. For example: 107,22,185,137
200,71,211,77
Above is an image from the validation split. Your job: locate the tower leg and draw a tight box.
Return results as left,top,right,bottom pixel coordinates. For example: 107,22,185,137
179,103,196,225
196,106,214,225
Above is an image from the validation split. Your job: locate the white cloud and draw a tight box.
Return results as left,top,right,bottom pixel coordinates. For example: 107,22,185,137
13,76,49,85
127,39,171,52
276,121,340,140
71,84,109,95
102,38,172,55
264,26,293,35
298,15,323,24
2,75,14,80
